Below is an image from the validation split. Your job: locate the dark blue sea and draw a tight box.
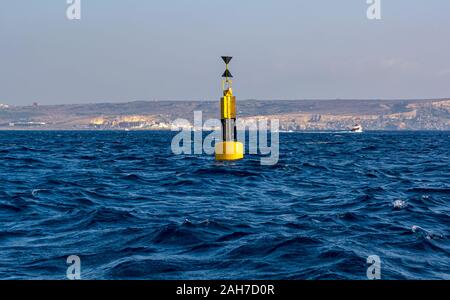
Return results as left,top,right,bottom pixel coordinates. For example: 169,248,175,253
0,131,449,280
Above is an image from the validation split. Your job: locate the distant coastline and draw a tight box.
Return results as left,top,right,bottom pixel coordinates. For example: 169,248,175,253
1,99,449,131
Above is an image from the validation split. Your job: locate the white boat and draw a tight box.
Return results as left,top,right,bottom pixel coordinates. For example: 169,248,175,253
351,124,363,133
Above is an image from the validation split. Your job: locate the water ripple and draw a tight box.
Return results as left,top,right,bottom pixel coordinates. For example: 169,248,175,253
0,131,449,279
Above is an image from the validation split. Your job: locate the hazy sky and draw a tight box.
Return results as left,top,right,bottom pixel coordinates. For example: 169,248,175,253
1,0,450,105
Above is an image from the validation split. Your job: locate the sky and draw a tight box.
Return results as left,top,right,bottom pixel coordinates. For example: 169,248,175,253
1,0,450,105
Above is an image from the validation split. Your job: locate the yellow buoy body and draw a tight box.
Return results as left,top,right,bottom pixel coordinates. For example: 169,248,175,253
215,56,244,161
215,141,244,161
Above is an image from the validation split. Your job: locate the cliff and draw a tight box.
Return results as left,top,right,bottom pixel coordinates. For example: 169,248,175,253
0,99,449,130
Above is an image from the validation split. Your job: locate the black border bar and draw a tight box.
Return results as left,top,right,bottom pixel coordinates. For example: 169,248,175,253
0,280,447,298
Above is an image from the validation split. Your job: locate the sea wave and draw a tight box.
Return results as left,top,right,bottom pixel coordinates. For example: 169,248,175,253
0,130,448,279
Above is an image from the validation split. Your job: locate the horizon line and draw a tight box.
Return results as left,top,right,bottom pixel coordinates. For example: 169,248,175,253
2,97,450,107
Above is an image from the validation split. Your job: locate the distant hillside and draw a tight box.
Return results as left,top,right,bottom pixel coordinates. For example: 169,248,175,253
0,99,449,130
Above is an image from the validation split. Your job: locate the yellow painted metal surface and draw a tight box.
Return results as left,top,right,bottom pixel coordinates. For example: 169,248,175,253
215,141,244,161
220,89,236,119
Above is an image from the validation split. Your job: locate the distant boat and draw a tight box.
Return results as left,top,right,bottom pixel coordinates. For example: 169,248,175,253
351,124,363,133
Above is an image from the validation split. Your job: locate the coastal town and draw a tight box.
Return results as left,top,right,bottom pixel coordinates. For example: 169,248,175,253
0,99,449,131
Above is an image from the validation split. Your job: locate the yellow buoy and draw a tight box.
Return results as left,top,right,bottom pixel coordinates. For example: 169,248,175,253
215,56,244,161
